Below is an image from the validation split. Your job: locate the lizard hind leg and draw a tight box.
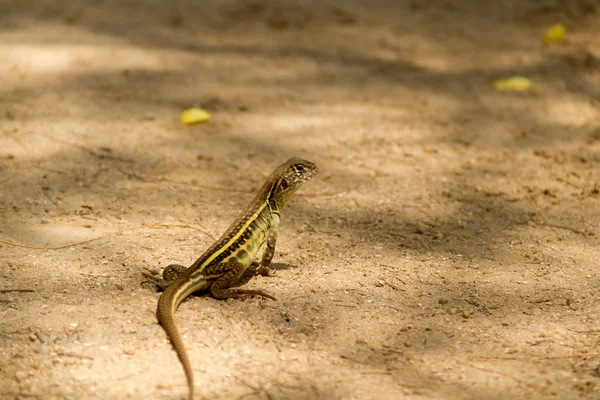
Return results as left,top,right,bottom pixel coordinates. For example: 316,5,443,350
162,264,187,281
141,264,187,290
209,261,277,301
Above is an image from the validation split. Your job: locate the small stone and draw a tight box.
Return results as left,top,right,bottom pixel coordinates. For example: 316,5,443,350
41,217,50,224
15,370,27,381
462,310,470,319
438,298,449,305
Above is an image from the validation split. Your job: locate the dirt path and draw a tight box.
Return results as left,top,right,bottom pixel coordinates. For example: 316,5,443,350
2,1,600,399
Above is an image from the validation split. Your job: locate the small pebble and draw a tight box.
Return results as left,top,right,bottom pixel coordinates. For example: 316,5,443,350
15,370,27,381
41,217,50,224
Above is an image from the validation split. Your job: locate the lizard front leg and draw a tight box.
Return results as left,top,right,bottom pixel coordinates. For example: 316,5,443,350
254,213,280,277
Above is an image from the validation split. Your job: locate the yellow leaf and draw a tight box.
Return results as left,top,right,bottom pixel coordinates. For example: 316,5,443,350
544,23,565,43
493,76,534,92
180,107,211,125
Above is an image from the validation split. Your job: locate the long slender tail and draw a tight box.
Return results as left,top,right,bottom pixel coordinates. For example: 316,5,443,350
157,282,195,400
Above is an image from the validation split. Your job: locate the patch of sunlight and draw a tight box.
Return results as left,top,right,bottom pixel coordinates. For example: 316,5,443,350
252,113,334,133
0,44,192,75
361,24,545,74
11,224,115,249
243,102,415,133
0,47,76,74
541,97,599,126
324,103,414,118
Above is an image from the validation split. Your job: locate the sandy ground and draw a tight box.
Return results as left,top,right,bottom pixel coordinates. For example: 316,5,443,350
2,0,600,399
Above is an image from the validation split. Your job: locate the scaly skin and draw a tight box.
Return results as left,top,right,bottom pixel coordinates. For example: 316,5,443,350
143,158,318,399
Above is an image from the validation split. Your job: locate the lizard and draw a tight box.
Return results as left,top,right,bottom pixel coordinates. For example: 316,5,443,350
142,157,318,400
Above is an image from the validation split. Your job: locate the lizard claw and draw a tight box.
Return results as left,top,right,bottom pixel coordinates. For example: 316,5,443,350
255,265,276,277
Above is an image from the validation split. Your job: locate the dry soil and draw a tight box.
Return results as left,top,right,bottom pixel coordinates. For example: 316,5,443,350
2,1,600,399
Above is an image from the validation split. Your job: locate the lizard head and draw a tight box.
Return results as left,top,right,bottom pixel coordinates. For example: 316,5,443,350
270,157,318,205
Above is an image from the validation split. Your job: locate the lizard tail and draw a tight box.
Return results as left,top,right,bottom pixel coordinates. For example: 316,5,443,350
157,283,195,400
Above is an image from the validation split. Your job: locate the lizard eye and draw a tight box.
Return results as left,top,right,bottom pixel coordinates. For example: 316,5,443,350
294,165,304,174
